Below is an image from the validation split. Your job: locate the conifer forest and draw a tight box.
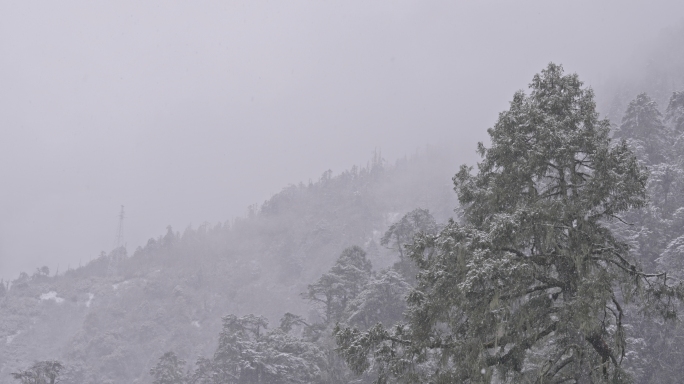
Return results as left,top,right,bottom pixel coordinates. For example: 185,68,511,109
2,3,684,384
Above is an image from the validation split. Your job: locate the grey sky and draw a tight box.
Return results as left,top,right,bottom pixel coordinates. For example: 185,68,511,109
1,0,683,281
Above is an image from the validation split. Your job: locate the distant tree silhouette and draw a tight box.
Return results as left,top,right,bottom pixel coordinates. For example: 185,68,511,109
150,352,187,384
11,360,63,384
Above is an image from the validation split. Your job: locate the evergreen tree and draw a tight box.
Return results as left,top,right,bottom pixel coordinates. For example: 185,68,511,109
381,209,439,260
212,314,269,383
381,209,439,282
187,313,326,384
345,269,411,330
665,91,684,167
665,91,684,136
604,89,684,383
303,246,373,324
335,63,683,383
613,93,671,165
190,357,217,384
11,361,63,384
150,352,187,384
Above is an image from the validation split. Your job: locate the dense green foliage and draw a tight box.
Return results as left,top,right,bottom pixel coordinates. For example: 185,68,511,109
335,64,684,383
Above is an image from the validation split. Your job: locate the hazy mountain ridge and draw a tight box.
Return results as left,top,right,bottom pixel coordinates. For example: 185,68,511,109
5,25,684,383
0,147,458,383
597,24,684,124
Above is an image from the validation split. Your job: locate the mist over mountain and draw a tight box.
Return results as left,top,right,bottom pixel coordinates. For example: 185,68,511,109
4,2,684,384
596,23,684,123
0,148,458,383
3,0,684,284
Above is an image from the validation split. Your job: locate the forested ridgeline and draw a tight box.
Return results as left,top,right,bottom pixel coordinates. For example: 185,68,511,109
5,27,684,384
0,148,457,384
143,67,684,383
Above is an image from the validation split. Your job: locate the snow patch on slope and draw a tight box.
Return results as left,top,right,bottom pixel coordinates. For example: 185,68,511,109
112,281,129,290
39,291,64,303
6,330,21,345
85,293,94,307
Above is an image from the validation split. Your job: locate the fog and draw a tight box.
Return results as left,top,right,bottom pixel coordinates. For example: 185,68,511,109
1,0,683,282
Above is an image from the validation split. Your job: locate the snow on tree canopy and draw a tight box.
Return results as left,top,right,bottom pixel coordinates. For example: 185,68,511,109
334,63,684,384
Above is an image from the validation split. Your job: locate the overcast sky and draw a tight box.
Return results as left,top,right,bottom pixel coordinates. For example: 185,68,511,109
1,0,683,281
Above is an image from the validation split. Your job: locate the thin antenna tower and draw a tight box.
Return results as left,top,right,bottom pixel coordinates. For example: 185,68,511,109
113,205,125,249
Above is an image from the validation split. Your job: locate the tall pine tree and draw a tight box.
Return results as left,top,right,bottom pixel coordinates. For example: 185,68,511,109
613,93,671,165
335,63,683,383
